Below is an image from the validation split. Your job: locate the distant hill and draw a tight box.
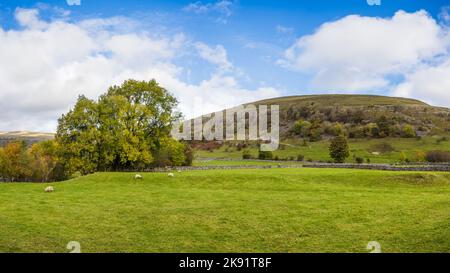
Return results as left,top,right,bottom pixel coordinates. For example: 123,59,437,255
0,131,54,146
195,94,450,140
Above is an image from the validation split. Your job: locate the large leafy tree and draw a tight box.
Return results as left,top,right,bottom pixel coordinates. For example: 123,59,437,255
56,95,100,175
56,79,183,175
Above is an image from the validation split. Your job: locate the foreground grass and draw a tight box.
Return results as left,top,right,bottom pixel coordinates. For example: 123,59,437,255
0,169,449,253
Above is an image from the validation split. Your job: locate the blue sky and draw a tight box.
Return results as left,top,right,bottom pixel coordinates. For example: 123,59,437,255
0,0,449,131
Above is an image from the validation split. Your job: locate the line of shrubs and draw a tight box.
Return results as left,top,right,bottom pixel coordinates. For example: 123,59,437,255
242,149,450,164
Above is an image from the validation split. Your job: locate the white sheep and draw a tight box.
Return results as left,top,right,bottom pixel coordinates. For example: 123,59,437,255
168,173,175,177
134,174,143,180
45,186,54,193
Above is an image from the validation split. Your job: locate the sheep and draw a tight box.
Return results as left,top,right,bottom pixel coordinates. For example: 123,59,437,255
167,173,174,177
45,186,54,193
134,174,143,180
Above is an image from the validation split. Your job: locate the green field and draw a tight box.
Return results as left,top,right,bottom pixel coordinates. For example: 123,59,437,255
195,135,450,164
0,169,449,253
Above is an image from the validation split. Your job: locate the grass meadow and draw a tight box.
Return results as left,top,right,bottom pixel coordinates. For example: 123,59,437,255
0,169,449,253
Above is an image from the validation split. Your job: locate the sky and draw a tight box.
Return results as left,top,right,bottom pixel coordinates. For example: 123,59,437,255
0,0,449,132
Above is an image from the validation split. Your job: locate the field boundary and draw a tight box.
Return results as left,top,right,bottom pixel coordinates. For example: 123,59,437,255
144,163,450,172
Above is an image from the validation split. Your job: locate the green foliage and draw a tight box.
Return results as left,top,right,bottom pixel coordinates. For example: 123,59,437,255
55,79,187,176
399,151,408,163
297,154,305,161
56,95,100,176
292,120,311,137
402,125,416,138
153,138,187,167
29,140,59,182
258,150,273,160
355,157,364,164
329,135,350,163
242,149,252,159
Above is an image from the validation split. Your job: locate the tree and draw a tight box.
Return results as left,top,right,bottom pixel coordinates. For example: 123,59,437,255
329,135,350,163
153,137,186,167
292,120,311,138
56,79,185,176
376,115,393,137
29,140,59,182
56,95,100,176
0,141,31,182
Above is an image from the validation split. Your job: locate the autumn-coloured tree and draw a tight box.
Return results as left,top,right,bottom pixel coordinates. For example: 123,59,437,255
29,140,59,182
0,141,31,182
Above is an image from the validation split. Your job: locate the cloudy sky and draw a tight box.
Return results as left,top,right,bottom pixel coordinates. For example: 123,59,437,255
0,0,449,132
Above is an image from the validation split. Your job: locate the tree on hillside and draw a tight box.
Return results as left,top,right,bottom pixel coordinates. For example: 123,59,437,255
329,135,350,163
402,125,416,138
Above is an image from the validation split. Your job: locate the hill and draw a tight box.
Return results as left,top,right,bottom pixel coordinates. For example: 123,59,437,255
0,131,54,146
193,95,450,140
192,95,450,163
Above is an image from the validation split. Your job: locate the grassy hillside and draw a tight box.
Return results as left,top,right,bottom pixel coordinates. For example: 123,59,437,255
0,131,54,146
0,169,449,253
251,94,428,108
195,134,450,163
192,95,450,163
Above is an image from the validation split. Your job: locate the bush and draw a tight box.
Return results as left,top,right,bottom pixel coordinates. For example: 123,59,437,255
425,151,450,162
415,151,426,162
399,151,408,163
402,125,416,138
183,145,194,166
297,154,305,161
355,157,364,164
329,135,350,163
436,136,448,144
258,150,273,160
242,150,252,160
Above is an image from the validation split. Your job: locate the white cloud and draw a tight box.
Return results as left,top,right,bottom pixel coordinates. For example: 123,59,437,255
393,61,450,107
194,42,232,71
0,8,278,132
66,0,81,6
183,1,234,23
279,10,450,95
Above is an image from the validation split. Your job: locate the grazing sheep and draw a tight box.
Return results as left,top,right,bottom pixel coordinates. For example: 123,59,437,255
45,186,54,193
168,173,174,177
134,174,143,180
